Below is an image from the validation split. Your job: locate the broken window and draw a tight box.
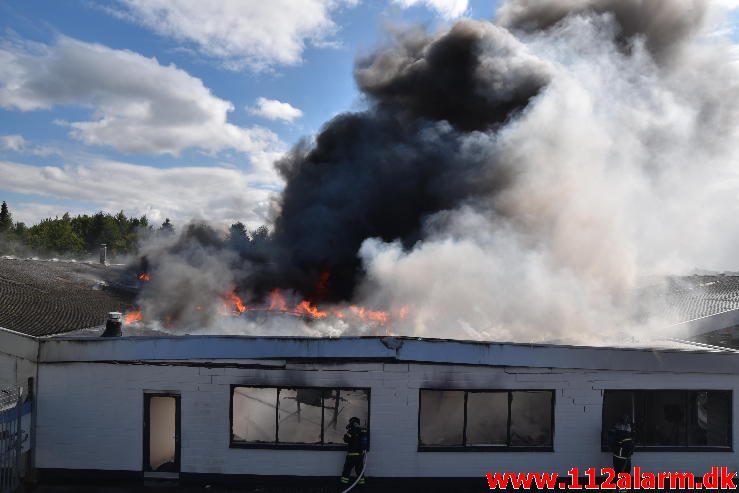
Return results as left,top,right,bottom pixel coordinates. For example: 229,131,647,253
419,390,465,446
466,392,508,446
644,390,686,446
278,389,322,444
510,391,553,446
323,389,370,444
602,390,731,449
232,387,277,443
690,391,730,446
419,389,554,449
231,386,370,447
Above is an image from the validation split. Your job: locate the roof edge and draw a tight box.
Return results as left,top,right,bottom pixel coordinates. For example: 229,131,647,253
0,326,40,361
37,334,739,374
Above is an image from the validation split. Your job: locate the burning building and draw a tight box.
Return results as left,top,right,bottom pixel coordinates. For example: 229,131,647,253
2,257,739,489
2,317,739,490
123,0,739,344
2,0,739,489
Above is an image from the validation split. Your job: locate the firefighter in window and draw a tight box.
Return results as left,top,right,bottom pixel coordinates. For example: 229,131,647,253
340,416,368,488
608,415,635,476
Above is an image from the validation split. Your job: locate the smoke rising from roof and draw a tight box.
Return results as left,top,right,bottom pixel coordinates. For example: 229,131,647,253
134,0,739,343
496,0,709,63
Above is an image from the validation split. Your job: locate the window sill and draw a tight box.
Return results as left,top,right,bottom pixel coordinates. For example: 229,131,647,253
230,442,358,451
418,446,553,452
600,446,733,453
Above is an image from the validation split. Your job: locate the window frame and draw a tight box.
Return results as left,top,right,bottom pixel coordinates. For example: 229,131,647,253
417,388,555,452
229,384,371,451
600,389,733,452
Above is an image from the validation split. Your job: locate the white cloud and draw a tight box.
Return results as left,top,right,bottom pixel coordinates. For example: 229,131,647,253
110,0,357,71
0,36,283,160
0,135,26,152
249,97,304,123
0,158,281,228
0,134,59,157
392,0,468,19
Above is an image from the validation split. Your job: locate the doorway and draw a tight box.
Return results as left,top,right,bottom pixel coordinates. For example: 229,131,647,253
143,393,180,477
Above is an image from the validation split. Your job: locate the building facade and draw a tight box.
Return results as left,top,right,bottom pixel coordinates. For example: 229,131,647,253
2,329,739,488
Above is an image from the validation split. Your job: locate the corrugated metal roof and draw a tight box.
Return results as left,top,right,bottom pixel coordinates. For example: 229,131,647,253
4,256,739,346
0,257,135,336
642,275,739,323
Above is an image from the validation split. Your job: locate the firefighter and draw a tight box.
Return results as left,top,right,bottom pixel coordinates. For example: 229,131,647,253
340,416,367,488
608,415,635,476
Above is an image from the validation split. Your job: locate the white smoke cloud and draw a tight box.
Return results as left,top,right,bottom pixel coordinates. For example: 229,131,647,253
352,2,739,343
127,0,739,345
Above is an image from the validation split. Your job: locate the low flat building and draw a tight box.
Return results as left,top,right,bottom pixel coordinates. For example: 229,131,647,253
3,258,739,490
2,327,739,490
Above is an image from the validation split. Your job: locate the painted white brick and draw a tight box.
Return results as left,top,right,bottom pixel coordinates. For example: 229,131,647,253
32,361,739,477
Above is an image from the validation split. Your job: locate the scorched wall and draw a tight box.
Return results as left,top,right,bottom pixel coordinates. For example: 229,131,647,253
34,359,739,478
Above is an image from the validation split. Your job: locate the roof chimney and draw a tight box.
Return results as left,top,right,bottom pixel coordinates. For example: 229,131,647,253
101,311,122,337
99,244,107,265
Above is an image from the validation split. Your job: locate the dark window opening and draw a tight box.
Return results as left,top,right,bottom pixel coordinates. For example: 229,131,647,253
419,389,554,450
231,386,369,448
601,390,731,450
419,390,465,446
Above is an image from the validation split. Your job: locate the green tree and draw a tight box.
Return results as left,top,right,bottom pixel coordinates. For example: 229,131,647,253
250,225,270,243
158,218,175,237
26,215,85,254
227,221,248,250
0,201,13,233
14,222,27,237
0,206,152,257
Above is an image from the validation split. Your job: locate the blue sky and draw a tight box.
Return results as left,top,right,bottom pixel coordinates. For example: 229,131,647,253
0,0,498,228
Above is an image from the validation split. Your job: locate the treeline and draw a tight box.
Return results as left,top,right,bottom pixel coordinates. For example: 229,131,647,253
0,201,169,258
0,201,271,259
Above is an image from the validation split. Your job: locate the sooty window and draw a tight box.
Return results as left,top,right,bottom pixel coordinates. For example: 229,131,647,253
418,389,554,451
602,390,731,450
231,386,370,449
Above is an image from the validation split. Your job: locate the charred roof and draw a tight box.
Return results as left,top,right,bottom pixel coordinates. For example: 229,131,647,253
3,256,739,346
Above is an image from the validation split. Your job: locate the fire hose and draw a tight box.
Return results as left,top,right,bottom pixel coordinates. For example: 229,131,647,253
340,451,368,493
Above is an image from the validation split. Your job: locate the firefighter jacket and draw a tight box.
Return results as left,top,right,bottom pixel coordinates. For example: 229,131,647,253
608,428,634,459
343,425,365,455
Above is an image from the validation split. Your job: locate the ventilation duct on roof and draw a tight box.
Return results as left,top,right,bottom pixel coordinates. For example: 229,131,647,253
101,311,122,337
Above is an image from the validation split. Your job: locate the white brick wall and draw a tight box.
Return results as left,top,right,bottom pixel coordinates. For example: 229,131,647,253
0,328,38,389
33,361,739,477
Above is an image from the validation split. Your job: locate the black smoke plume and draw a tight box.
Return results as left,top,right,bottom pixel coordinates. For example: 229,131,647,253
263,20,550,301
133,0,739,342
497,0,708,63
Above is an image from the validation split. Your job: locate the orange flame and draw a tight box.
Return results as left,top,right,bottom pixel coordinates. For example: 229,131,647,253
124,310,143,324
295,300,329,319
268,288,288,311
398,305,410,320
185,286,408,326
226,290,247,314
138,272,150,282
348,305,389,325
